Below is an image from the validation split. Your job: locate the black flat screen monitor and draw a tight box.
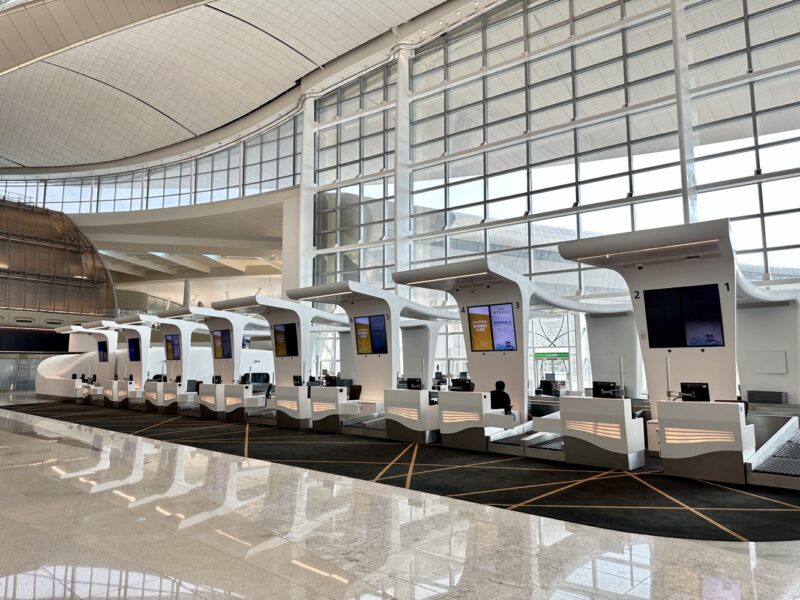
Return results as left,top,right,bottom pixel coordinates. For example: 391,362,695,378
273,323,299,358
681,382,710,402
127,338,141,362
643,284,725,348
324,375,337,387
406,377,423,390
211,329,233,360
97,340,108,363
164,334,181,361
292,375,303,386
354,315,389,355
592,381,620,398
467,303,517,352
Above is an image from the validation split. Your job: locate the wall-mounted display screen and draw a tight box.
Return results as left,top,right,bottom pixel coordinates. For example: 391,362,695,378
354,315,388,355
97,340,108,363
273,323,299,358
127,337,141,362
643,284,725,348
211,329,233,359
467,303,517,352
164,334,181,361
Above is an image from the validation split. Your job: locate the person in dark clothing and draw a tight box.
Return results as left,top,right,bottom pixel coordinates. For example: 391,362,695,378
490,380,512,415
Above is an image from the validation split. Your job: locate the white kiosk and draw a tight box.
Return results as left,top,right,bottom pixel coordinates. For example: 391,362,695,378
288,281,455,436
212,295,352,429
157,306,271,421
116,314,211,414
560,219,754,483
39,324,119,401
394,259,530,451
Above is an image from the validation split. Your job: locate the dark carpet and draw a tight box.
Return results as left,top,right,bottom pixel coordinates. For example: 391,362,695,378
7,400,800,542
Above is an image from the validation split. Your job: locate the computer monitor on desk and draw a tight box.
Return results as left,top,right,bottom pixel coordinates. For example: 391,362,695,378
406,378,423,390
592,381,621,398
292,375,303,386
450,378,474,392
681,382,710,402
540,379,564,397
323,375,337,387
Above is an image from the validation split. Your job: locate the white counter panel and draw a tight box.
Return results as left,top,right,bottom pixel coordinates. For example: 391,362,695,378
657,400,755,460
275,385,311,420
311,387,349,420
559,396,644,455
438,391,490,435
384,389,439,432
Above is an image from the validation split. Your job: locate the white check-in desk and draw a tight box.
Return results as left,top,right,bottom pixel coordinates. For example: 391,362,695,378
197,383,262,422
275,385,312,429
438,391,517,451
311,386,359,433
657,400,755,484
558,396,645,470
143,381,190,414
384,389,441,444
100,379,138,408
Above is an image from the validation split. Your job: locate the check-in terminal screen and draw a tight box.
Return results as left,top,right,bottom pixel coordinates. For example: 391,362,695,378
467,303,517,352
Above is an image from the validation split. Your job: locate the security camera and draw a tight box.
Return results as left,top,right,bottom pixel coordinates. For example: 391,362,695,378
636,264,644,270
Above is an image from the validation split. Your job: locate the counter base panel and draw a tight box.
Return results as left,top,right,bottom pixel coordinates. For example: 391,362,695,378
663,451,746,484
564,436,645,470
746,469,800,491
225,407,246,423
441,428,489,452
158,403,180,416
199,404,226,421
312,414,342,434
145,400,160,413
276,411,311,430
386,420,440,444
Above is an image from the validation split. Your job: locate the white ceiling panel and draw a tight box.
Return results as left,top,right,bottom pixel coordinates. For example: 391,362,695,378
0,62,190,166
0,0,448,167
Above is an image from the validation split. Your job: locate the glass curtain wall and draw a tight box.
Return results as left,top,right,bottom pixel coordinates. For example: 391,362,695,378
0,115,303,213
310,0,800,382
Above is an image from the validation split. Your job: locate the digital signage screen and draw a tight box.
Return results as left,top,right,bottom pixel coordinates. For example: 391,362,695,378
211,329,233,360
127,337,141,362
467,303,517,352
97,340,108,363
354,315,388,355
273,323,299,358
164,334,181,361
643,284,725,348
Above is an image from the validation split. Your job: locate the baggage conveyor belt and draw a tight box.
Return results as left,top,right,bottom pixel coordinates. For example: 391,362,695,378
754,431,800,476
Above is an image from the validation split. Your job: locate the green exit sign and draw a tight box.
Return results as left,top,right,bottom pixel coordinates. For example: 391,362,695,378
534,351,570,359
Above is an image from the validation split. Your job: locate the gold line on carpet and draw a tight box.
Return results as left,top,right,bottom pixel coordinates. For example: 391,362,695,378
405,444,420,489
131,415,182,435
376,456,523,482
372,443,414,481
507,468,616,510
449,472,625,498
698,479,800,509
244,423,250,459
626,472,748,542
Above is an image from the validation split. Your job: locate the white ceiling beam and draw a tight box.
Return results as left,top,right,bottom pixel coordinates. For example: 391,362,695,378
203,254,247,272
99,250,177,275
149,252,212,273
100,258,147,278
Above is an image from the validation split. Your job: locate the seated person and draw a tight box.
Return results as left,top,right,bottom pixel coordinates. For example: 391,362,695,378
490,380,514,417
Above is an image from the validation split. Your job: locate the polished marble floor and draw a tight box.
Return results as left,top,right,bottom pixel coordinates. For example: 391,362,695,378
1,401,800,599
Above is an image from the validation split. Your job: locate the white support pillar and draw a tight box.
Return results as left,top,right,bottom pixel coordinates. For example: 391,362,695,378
671,0,698,223
283,101,317,295
393,48,413,279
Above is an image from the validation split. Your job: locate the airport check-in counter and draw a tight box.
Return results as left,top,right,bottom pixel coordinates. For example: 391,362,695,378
438,391,517,451
142,381,191,414
197,383,263,422
100,379,140,408
311,386,359,433
275,385,312,429
384,389,441,444
656,400,755,484
546,396,646,470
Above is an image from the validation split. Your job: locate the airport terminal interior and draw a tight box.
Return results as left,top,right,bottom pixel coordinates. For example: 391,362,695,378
4,0,800,598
